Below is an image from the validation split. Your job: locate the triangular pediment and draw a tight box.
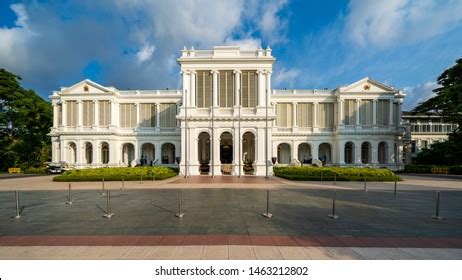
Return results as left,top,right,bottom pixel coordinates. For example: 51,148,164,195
341,77,395,93
61,79,112,94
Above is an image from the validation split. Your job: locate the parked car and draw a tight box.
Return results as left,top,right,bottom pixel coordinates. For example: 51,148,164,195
46,162,69,174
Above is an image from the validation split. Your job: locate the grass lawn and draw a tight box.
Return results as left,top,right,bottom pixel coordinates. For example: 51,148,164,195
274,166,400,181
53,166,178,182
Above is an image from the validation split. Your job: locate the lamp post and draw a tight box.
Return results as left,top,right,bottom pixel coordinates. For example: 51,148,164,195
184,89,188,178
265,89,269,178
238,89,241,178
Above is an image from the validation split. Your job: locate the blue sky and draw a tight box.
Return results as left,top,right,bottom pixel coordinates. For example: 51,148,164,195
0,0,461,110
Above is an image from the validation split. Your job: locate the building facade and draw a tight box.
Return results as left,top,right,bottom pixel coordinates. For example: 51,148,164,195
49,46,407,175
402,112,457,163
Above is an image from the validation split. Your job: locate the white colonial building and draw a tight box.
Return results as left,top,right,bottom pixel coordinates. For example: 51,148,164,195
49,46,407,176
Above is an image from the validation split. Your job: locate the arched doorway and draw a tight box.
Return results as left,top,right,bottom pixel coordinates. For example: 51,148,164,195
122,143,135,166
298,143,312,164
141,143,155,166
67,142,76,164
84,142,93,164
220,132,233,175
361,142,371,164
378,142,388,164
198,132,211,174
242,132,255,174
161,143,175,164
318,143,332,164
101,142,109,164
277,143,291,164
344,142,354,164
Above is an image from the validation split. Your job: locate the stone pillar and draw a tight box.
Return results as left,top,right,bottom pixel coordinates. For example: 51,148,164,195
134,140,139,166
155,103,160,130
212,130,220,176
233,70,241,108
190,71,196,107
76,140,83,167
93,140,99,166
266,70,272,107
154,141,161,165
61,101,67,127
290,141,297,162
51,138,57,162
355,141,362,164
372,100,377,126
355,99,360,126
181,71,188,107
52,104,58,128
313,102,318,130
371,141,378,164
389,100,394,126
135,103,140,128
77,100,83,127
94,100,99,127
60,140,66,163
110,100,117,127
312,142,319,162
292,102,297,128
339,99,344,126
339,141,345,165
257,70,265,107
211,70,219,107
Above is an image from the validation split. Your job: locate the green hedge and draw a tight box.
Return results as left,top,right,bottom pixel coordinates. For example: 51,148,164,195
274,166,400,181
401,165,462,175
53,166,178,182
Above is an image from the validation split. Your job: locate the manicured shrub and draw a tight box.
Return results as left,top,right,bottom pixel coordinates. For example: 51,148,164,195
25,166,47,174
53,166,178,182
274,166,400,181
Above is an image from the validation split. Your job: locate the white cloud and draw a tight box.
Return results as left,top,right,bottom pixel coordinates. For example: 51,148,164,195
344,0,462,47
273,67,300,88
259,0,289,44
136,44,155,63
224,37,261,49
403,81,438,110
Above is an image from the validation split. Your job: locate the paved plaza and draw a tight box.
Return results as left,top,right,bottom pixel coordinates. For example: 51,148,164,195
0,175,461,259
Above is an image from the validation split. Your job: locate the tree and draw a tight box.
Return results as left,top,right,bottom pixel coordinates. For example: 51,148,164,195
413,58,462,128
0,69,52,171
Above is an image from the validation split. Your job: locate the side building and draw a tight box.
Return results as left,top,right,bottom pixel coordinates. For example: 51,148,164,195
49,46,407,175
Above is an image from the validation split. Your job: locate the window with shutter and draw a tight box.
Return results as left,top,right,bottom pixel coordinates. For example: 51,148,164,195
196,71,212,108
343,100,356,125
296,103,313,127
120,103,136,128
57,104,62,126
99,101,111,127
82,101,94,127
376,100,389,125
276,103,293,127
219,71,234,107
241,70,257,108
359,100,373,125
66,101,77,126
140,103,156,127
160,103,176,127
318,103,334,128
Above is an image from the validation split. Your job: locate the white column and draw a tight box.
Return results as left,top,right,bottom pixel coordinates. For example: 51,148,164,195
190,71,196,107
134,140,139,166
266,70,272,107
339,141,345,164
76,140,83,166
181,71,188,106
61,101,67,127
51,138,57,161
257,70,265,107
389,100,394,126
355,141,362,164
212,70,218,107
60,140,66,162
77,100,83,127
313,102,318,129
154,141,161,165
339,99,344,126
93,141,98,166
371,141,378,164
94,100,99,127
212,130,220,176
372,100,377,125
312,142,319,162
110,100,117,127
155,103,160,129
355,99,360,126
135,103,140,127
292,102,297,128
234,70,241,107
290,141,297,161
52,104,58,128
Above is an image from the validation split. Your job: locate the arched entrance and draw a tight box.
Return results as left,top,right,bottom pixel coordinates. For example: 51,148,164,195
361,142,371,164
198,132,211,174
220,132,233,175
141,143,155,166
242,132,255,174
67,142,76,164
277,143,291,164
298,143,311,164
344,142,354,164
318,143,332,164
378,142,388,164
122,143,135,166
84,142,93,164
101,142,109,164
161,143,175,164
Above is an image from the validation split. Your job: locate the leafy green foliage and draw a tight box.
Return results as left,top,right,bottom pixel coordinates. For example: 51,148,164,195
401,164,462,175
0,69,52,171
53,166,178,182
274,166,400,181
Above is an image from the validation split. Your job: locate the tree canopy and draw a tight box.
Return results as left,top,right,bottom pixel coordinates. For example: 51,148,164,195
413,58,462,128
0,69,52,171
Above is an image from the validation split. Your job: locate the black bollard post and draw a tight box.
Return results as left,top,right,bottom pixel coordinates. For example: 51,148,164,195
363,176,367,192
175,189,185,218
262,189,273,218
13,191,21,219
66,183,74,205
431,191,443,220
393,180,397,198
103,189,115,218
101,178,106,196
328,190,339,219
